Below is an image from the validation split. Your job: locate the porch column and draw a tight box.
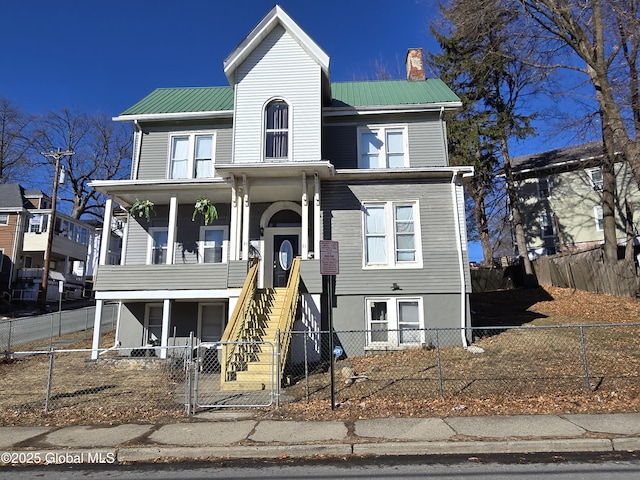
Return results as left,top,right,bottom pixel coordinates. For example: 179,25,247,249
229,176,238,261
160,299,171,359
301,172,309,258
90,299,103,360
314,173,321,253
241,175,250,261
166,194,178,265
99,196,113,266
235,182,243,261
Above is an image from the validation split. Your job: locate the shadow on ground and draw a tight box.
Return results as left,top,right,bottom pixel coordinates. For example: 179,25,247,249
470,287,553,328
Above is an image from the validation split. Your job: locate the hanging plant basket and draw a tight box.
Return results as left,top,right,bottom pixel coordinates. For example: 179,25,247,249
192,197,218,225
130,197,155,221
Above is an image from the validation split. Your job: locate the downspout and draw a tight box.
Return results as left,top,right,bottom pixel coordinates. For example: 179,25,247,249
439,107,448,165
132,120,143,180
451,171,468,348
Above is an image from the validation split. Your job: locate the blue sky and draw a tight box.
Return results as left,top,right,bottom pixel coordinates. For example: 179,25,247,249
3,0,579,262
1,0,442,117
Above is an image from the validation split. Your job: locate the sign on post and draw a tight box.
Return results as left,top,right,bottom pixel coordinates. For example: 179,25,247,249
319,240,339,275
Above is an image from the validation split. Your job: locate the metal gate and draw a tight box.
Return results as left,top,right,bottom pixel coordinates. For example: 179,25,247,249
193,341,277,408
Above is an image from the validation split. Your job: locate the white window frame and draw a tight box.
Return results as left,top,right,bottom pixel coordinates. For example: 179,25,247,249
199,226,229,264
147,227,169,265
362,201,422,269
143,303,163,346
594,205,604,232
263,98,291,161
0,214,8,225
357,125,409,169
27,214,48,233
197,302,227,343
365,297,424,348
537,176,551,199
539,213,556,238
587,167,603,191
0,248,4,270
167,130,216,179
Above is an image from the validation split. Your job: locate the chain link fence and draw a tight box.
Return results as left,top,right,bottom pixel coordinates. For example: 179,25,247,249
0,303,117,352
0,323,638,425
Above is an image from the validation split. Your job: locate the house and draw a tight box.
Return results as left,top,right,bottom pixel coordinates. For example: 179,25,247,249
88,6,473,385
511,141,640,258
0,184,96,302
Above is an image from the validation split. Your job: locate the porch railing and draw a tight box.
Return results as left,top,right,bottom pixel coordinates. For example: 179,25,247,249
220,259,259,382
276,257,301,380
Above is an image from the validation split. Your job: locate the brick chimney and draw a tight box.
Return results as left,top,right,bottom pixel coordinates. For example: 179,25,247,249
406,48,425,82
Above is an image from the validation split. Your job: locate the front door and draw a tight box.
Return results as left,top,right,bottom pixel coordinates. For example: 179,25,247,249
273,234,298,287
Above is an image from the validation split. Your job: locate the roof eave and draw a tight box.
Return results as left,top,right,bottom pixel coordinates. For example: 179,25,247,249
324,101,462,116
112,110,234,123
223,5,330,87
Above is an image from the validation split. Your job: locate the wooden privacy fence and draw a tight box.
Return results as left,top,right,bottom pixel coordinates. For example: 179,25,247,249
533,249,640,298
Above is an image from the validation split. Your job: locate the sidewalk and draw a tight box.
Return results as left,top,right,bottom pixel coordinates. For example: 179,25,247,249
1,412,639,465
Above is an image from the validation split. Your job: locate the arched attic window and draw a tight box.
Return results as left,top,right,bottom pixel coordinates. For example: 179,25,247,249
265,99,289,160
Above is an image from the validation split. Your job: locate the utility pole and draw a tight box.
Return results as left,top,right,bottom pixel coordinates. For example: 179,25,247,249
38,148,74,310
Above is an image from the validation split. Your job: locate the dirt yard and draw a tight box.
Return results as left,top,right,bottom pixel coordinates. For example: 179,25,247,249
1,285,639,426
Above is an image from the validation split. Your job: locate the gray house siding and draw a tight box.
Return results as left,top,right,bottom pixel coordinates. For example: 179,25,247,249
135,122,233,181
94,264,230,291
322,179,467,296
323,113,447,169
332,292,466,357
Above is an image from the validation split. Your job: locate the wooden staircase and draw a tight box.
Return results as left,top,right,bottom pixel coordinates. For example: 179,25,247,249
220,258,300,391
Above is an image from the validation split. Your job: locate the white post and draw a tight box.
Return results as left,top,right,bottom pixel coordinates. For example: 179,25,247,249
241,175,250,261
314,173,321,253
160,299,171,359
229,176,238,261
99,196,113,266
301,172,309,258
166,194,178,265
90,299,103,360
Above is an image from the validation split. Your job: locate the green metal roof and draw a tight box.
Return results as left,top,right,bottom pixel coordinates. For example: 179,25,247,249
118,79,460,117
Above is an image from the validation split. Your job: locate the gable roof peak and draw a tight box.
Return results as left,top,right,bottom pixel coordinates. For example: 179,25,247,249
223,4,330,87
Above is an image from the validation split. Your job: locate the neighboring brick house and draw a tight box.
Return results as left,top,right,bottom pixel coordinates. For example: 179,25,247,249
0,184,96,302
89,6,473,372
511,142,640,258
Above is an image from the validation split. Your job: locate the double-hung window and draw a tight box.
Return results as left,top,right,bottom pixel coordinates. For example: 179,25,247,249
358,125,408,169
366,298,424,348
587,167,603,191
265,100,289,160
539,213,555,238
363,202,420,268
537,176,551,199
594,206,604,231
27,214,48,233
0,214,8,225
199,226,228,264
148,228,169,265
169,132,215,179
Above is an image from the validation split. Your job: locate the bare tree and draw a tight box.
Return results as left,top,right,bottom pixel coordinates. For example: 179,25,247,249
0,97,37,183
34,108,132,220
515,0,640,263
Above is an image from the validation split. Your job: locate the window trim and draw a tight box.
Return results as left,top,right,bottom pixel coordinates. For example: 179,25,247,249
263,98,291,161
357,124,409,169
147,227,169,265
197,302,227,343
0,214,8,226
594,205,604,232
539,213,556,238
365,297,424,348
537,176,551,199
587,167,603,191
167,130,216,179
143,303,163,346
198,226,229,264
362,201,422,269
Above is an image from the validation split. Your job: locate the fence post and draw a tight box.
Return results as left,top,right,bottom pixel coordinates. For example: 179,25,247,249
275,329,281,409
579,325,591,391
435,329,444,399
6,320,11,352
45,348,55,412
186,332,193,415
85,308,89,341
304,329,309,403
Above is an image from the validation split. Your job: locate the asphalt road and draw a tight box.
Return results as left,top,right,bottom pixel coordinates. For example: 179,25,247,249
4,453,640,480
